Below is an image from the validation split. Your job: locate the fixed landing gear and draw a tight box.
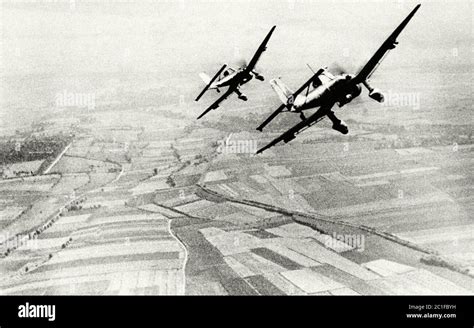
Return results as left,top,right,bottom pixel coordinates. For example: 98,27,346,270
252,71,265,81
327,110,349,134
235,89,248,101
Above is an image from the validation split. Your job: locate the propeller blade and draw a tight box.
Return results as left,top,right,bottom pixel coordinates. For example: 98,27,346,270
329,62,348,75
236,58,248,69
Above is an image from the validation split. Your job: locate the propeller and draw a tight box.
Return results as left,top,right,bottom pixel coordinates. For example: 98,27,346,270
329,61,365,77
329,62,349,75
236,58,248,70
235,58,262,73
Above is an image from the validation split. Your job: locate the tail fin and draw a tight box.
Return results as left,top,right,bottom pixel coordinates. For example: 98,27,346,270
270,78,294,106
199,72,211,85
256,78,294,132
195,64,227,102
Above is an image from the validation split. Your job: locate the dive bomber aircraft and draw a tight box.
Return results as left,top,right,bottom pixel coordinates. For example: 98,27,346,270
195,26,276,120
256,4,421,154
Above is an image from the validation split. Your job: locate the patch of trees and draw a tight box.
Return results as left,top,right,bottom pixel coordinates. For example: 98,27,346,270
0,133,73,166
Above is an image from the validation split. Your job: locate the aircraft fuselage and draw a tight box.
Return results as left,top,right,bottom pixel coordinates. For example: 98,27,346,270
292,74,362,111
211,68,252,89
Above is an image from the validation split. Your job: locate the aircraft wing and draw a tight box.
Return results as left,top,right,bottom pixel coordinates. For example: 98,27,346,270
287,68,326,103
256,102,334,154
256,68,325,131
244,25,276,73
353,4,420,84
197,87,235,120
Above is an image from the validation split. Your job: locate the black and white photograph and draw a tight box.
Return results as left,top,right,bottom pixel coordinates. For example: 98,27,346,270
0,0,472,325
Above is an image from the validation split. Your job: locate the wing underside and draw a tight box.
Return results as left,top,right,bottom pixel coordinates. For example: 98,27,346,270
354,4,421,83
256,101,334,154
197,87,235,120
244,25,276,73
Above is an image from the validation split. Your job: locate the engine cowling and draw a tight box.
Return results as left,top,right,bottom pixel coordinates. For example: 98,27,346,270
368,88,385,103
338,84,362,107
332,120,349,135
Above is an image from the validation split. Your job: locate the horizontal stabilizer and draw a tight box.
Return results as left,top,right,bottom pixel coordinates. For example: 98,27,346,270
256,69,324,132
270,78,294,106
195,64,227,102
199,72,211,85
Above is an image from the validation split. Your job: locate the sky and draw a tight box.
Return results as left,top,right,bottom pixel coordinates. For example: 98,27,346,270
0,0,472,76
0,0,472,131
